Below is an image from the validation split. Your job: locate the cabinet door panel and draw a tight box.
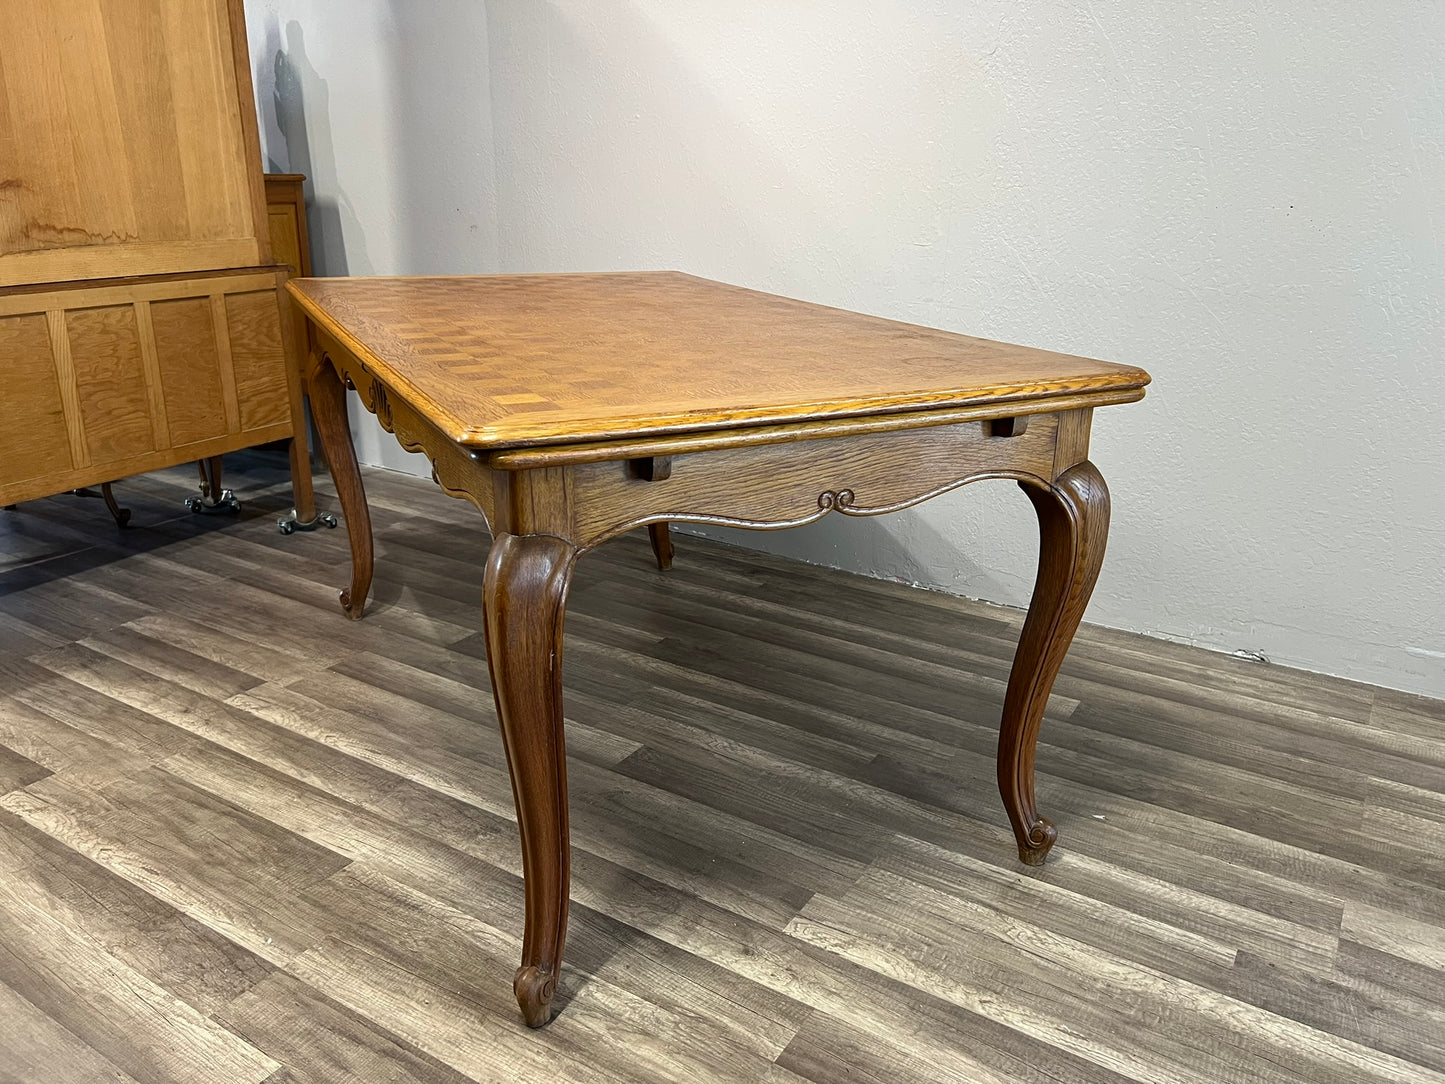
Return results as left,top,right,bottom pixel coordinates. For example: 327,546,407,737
0,314,71,482
152,296,227,446
227,290,290,431
68,304,155,463
0,0,263,286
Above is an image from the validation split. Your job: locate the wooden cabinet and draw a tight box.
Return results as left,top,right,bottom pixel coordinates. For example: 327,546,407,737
0,0,313,520
265,174,313,278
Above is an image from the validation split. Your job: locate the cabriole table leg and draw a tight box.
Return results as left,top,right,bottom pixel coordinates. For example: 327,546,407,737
998,460,1110,865
307,363,373,619
483,532,579,1027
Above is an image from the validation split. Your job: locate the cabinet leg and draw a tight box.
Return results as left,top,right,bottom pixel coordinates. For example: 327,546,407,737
308,365,372,618
999,461,1110,865
647,522,674,570
100,483,131,528
277,428,336,535
185,457,239,515
483,533,578,1027
202,457,223,502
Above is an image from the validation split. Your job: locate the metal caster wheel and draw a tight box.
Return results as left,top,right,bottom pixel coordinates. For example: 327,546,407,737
277,509,339,534
185,489,240,515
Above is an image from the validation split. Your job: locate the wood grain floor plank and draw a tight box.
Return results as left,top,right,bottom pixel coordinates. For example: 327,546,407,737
789,877,1442,1084
869,835,1305,986
604,587,1038,733
1336,939,1445,1022
186,542,478,649
227,682,520,823
1065,685,1445,794
864,741,1445,923
0,811,272,1016
0,693,143,777
0,610,69,657
774,1004,1141,1084
310,864,791,1083
557,839,1156,1084
0,879,279,1084
1342,901,1445,973
1371,687,1445,742
577,570,1033,711
0,742,50,796
77,624,265,701
0,979,144,1084
6,658,208,768
215,971,478,1084
1224,950,1445,1073
1367,776,1445,821
118,613,330,686
0,765,344,966
1064,697,1384,801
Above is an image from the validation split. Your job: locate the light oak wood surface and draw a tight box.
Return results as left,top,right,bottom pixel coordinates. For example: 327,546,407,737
264,174,312,279
0,0,269,288
287,273,1149,448
0,455,1442,1082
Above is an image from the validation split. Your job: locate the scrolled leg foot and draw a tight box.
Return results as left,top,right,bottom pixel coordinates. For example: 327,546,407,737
100,483,131,528
999,461,1109,866
1017,817,1058,866
338,586,365,620
514,965,558,1028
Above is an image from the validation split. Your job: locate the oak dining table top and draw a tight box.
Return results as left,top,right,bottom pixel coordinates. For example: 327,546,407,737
286,271,1150,449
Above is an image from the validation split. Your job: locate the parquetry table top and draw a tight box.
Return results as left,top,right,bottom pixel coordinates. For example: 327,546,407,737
287,272,1150,449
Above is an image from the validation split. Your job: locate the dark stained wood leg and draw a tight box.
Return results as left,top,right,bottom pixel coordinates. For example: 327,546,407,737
202,457,224,502
999,460,1110,866
482,532,578,1028
308,366,372,619
647,522,674,570
99,482,131,528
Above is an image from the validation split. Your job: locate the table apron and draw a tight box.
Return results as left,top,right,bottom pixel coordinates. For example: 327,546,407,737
495,407,1093,551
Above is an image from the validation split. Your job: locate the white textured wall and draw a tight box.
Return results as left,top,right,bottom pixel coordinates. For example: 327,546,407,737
486,2,1444,698
243,1,498,476
240,3,1445,699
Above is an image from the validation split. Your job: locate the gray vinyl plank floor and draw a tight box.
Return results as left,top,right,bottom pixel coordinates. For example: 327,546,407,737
0,451,1441,1083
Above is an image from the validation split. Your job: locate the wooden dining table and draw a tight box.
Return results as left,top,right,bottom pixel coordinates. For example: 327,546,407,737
285,271,1151,1027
